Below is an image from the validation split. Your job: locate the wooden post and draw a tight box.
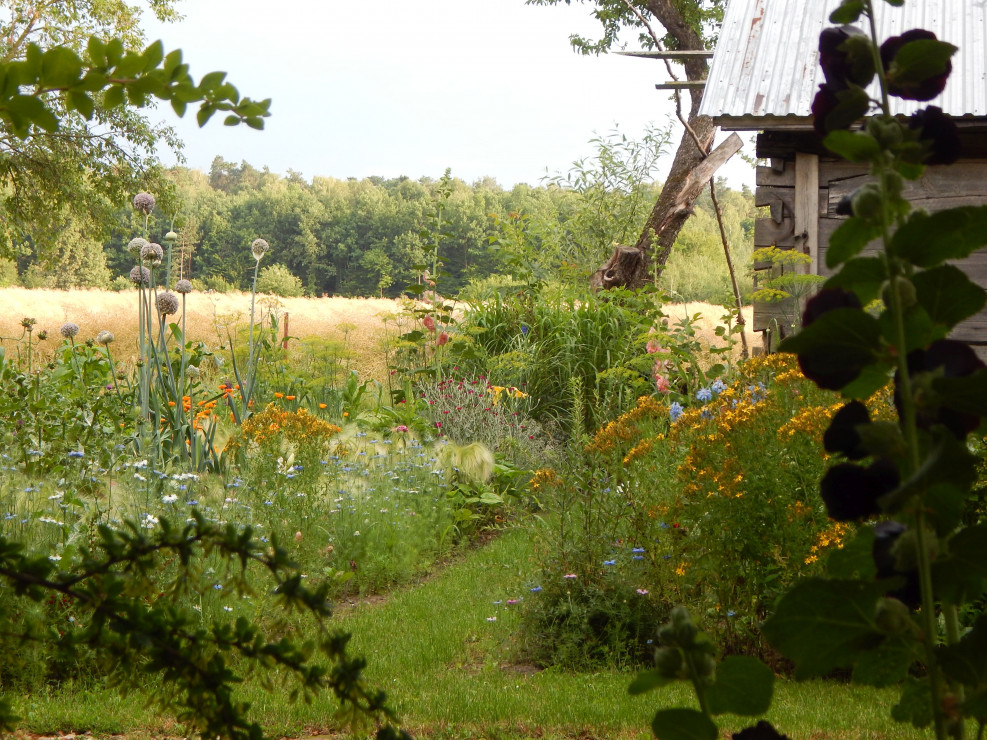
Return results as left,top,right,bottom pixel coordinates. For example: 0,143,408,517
794,152,820,274
282,312,289,350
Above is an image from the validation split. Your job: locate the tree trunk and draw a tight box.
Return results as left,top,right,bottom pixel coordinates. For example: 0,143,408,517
590,0,718,291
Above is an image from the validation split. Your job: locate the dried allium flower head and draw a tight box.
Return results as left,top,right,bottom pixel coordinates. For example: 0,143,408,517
96,330,114,345
156,292,179,316
60,322,80,339
175,279,193,294
20,317,36,329
130,265,150,287
127,237,150,258
186,364,200,379
251,238,270,260
141,242,164,266
133,192,156,215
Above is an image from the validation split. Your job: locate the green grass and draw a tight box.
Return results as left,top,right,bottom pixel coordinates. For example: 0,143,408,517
9,526,942,739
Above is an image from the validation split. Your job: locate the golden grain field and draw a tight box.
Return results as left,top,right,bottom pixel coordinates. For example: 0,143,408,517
0,288,755,381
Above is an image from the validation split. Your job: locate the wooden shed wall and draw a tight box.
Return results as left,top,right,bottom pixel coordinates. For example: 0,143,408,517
752,130,987,354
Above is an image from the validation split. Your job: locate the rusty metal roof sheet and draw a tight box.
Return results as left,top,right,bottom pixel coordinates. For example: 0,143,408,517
699,0,987,128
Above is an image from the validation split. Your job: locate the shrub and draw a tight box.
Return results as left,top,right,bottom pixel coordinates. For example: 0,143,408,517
191,274,235,293
256,263,303,297
0,257,17,287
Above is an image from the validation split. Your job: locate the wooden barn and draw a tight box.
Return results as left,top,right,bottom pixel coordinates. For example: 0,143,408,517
696,0,987,355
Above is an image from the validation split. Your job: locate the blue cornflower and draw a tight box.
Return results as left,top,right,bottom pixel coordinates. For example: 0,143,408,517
520,325,529,336
727,610,737,617
669,402,684,423
530,586,542,593
67,451,84,459
631,547,646,553
696,387,713,402
711,379,727,395
603,559,616,566
213,583,223,590
658,522,671,529
633,555,644,561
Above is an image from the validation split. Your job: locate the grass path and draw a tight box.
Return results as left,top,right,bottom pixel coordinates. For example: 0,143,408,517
12,525,934,739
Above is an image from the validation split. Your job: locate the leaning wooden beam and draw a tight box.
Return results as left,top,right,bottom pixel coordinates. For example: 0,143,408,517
655,81,707,90
616,50,714,60
590,132,745,291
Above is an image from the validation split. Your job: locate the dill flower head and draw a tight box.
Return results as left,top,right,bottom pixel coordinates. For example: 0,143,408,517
130,265,150,287
140,242,164,266
60,322,80,339
175,279,193,294
251,238,270,261
96,330,114,345
133,192,156,215
156,292,179,316
127,237,150,259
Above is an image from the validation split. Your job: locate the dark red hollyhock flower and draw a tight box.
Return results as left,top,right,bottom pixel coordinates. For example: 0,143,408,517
895,339,986,438
909,106,961,165
733,721,792,740
824,400,872,460
811,84,841,136
880,29,951,101
872,520,921,609
820,457,898,522
819,26,870,88
802,287,862,328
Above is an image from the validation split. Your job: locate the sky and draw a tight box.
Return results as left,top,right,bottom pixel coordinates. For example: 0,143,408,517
142,0,756,190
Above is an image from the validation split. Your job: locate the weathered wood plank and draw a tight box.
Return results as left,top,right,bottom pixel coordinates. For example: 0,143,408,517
758,128,987,160
755,186,828,222
755,216,795,247
827,164,987,213
795,153,820,274
756,162,795,187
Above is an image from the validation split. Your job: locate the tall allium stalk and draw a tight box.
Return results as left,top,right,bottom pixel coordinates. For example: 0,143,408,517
132,191,156,424
60,322,81,380
96,330,121,401
243,238,269,413
176,278,193,401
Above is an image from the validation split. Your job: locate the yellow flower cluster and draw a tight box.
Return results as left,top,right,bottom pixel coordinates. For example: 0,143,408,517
677,444,744,499
787,499,814,522
777,402,843,441
229,404,342,452
585,395,665,454
487,385,528,405
804,521,851,564
623,435,664,466
739,352,796,380
529,468,561,491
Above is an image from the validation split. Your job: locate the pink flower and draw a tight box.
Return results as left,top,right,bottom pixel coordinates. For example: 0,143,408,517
563,573,577,579
636,588,649,595
394,425,409,433
655,375,670,393
436,331,449,346
423,315,436,332
646,339,664,354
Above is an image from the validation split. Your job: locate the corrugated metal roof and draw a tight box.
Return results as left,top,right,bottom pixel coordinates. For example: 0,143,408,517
699,0,987,127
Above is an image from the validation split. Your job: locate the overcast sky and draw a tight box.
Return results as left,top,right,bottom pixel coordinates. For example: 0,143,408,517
143,0,755,190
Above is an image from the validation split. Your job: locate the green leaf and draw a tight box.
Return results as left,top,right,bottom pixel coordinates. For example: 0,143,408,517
934,368,987,418
761,579,887,678
103,84,125,110
890,207,987,267
826,527,877,580
963,690,987,721
912,265,987,331
196,103,215,127
199,71,228,91
823,87,871,133
651,708,718,740
933,525,987,603
891,677,933,727
888,39,957,85
142,40,164,72
824,130,880,163
67,90,94,119
628,669,672,695
878,303,935,353
830,1,864,23
824,257,887,305
937,614,987,686
852,635,914,686
706,656,774,716
41,46,83,87
826,217,881,268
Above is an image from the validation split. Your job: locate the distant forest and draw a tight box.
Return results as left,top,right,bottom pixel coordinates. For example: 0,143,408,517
7,155,757,304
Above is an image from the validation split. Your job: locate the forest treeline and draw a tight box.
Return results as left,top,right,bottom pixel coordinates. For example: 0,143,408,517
5,148,757,304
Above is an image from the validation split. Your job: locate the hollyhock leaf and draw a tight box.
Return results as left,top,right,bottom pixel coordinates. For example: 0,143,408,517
890,207,987,267
826,526,877,580
931,524,987,603
824,257,887,305
892,677,934,728
819,85,871,133
827,217,881,268
882,429,976,520
800,288,862,327
912,265,987,331
825,130,881,163
878,302,936,353
886,37,956,87
782,308,881,391
937,614,987,686
829,2,864,24
707,656,774,716
651,708,718,740
853,634,915,687
628,669,673,695
935,368,987,418
761,578,888,679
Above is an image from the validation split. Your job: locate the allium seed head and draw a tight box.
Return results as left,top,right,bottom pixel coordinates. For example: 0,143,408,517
251,238,270,260
127,237,150,258
96,330,114,345
175,279,193,294
133,192,156,215
156,292,179,316
60,322,80,339
186,364,200,379
141,242,164,266
130,265,150,287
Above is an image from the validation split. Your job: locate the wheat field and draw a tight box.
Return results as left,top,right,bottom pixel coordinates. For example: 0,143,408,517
0,288,756,380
